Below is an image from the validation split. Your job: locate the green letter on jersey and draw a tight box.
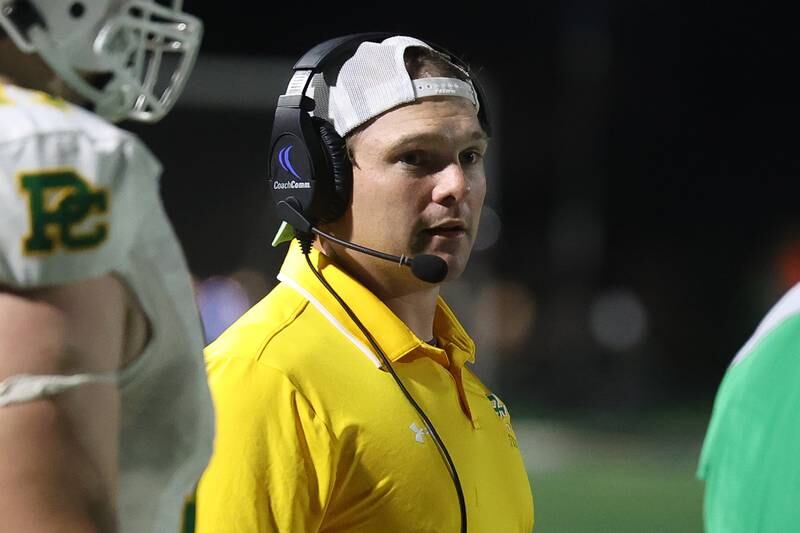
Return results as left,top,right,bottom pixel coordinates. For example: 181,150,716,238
19,170,109,254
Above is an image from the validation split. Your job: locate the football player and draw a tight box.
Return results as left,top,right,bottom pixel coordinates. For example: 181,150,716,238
0,2,213,531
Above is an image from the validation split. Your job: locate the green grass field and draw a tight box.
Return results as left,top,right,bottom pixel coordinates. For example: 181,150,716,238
516,410,707,533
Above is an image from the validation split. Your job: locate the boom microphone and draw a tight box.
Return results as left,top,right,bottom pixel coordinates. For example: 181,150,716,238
277,199,449,284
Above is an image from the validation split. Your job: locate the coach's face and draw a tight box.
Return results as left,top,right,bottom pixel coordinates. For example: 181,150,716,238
334,96,488,285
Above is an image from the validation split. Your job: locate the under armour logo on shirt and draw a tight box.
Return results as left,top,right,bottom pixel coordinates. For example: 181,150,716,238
409,422,429,443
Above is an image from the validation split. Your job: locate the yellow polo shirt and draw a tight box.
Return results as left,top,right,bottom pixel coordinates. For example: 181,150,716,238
196,243,534,532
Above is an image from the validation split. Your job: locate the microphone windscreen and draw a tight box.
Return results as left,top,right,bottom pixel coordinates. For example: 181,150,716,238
411,254,448,283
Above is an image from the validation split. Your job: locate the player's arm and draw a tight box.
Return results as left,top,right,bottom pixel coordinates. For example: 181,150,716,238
195,357,337,533
0,275,142,533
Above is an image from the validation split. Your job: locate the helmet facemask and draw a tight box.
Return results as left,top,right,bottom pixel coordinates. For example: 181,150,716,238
0,0,203,122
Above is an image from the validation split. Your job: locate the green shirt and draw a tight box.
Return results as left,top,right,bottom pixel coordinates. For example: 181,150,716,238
698,287,800,532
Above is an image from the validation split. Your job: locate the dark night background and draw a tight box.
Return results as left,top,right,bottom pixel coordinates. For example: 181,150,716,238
128,2,799,419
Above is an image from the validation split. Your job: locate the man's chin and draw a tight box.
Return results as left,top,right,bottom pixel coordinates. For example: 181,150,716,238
410,235,473,280
426,252,469,283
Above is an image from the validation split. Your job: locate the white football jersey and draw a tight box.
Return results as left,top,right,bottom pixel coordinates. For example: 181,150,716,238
0,83,214,533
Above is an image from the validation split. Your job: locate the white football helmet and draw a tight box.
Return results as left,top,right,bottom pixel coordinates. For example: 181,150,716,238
0,0,203,122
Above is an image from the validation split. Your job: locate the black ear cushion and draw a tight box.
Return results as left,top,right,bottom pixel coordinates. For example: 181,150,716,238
313,117,352,223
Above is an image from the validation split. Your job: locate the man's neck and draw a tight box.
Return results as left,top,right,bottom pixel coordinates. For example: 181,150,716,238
382,289,439,342
316,240,441,341
0,40,49,92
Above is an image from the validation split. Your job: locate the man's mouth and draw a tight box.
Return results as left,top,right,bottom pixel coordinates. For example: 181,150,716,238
424,222,467,238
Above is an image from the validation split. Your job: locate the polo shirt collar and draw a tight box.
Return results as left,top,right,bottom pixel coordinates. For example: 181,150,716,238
276,242,475,368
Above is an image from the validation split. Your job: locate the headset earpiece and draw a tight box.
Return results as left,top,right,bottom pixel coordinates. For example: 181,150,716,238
313,117,351,224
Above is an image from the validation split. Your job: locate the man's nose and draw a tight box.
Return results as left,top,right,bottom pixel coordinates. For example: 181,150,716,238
431,163,470,206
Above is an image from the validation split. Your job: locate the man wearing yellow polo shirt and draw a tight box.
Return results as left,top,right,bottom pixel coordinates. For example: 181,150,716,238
196,34,534,533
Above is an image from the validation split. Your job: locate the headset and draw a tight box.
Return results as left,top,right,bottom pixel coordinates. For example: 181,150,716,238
267,33,493,533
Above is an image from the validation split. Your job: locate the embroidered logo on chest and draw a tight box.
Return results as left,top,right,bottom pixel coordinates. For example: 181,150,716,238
487,393,508,418
487,393,519,448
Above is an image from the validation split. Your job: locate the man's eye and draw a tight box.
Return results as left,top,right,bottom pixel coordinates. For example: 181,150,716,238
399,151,427,166
460,151,483,165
